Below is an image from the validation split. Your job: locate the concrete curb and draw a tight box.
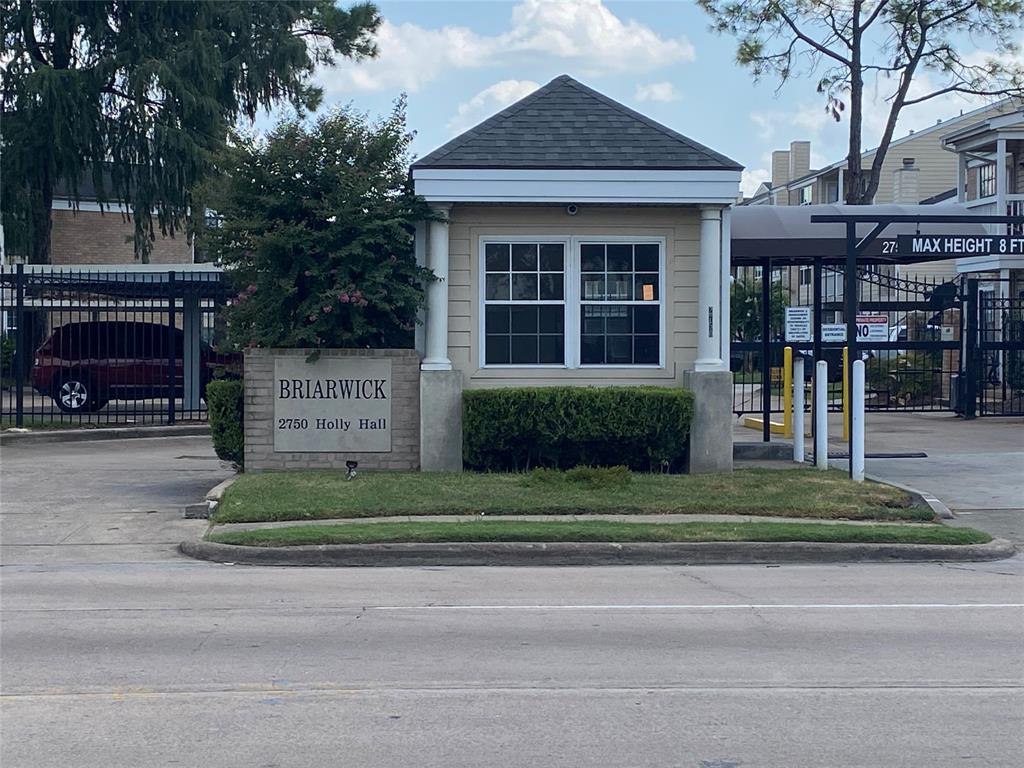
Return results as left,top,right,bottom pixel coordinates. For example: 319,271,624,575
205,476,238,503
0,424,210,445
864,474,954,520
179,537,1017,567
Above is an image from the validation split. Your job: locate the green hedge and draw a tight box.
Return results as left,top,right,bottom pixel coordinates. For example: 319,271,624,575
463,386,694,472
206,379,244,467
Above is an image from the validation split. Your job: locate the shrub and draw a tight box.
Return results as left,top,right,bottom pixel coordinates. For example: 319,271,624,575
463,387,694,472
206,379,244,467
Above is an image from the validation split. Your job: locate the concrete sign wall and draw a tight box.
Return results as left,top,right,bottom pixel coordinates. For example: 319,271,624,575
244,348,420,473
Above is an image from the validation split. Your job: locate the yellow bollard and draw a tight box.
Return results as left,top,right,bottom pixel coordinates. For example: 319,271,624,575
842,346,849,441
783,346,793,439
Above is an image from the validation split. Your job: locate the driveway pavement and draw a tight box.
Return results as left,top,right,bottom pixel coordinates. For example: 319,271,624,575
0,435,232,565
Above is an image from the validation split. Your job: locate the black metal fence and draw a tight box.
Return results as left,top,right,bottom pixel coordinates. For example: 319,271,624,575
1,264,232,428
965,276,1024,417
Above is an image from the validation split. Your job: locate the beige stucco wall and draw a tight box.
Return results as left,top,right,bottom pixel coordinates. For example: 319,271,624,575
445,204,703,389
50,208,193,265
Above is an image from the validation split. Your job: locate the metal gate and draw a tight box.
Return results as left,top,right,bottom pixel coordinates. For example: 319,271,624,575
961,276,1024,417
1,264,233,429
731,264,962,419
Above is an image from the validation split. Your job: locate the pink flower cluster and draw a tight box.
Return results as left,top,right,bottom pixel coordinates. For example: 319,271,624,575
337,288,369,308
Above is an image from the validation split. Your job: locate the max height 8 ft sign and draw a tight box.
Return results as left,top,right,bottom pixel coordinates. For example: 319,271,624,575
897,235,1024,257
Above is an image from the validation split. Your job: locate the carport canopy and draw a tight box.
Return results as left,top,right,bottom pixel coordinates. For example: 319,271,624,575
731,203,1004,266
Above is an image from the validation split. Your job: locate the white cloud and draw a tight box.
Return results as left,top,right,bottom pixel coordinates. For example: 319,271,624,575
635,82,679,103
447,80,541,135
741,168,771,197
749,111,775,142
320,0,695,95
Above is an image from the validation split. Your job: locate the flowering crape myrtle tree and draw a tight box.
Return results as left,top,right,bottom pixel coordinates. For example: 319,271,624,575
208,101,434,352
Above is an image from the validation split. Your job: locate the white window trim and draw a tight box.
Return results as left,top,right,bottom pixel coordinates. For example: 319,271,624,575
477,235,667,370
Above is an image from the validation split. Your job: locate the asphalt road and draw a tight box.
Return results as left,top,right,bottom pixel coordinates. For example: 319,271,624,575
2,436,1023,767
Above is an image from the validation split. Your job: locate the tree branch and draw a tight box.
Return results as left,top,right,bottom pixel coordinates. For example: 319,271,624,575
903,84,1022,105
776,7,852,66
22,2,49,68
859,0,891,32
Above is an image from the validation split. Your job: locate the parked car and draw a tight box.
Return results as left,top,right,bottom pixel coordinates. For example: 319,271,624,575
31,321,241,413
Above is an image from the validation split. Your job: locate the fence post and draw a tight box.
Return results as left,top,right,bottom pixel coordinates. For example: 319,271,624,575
783,346,793,438
14,263,25,427
167,271,176,425
964,278,979,419
793,355,804,463
851,359,866,482
815,360,828,470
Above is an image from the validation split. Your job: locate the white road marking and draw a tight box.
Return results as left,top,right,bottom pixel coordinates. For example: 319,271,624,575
370,603,1024,611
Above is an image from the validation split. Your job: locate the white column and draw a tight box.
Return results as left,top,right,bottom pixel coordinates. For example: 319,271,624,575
957,151,967,202
695,206,725,371
851,359,865,482
422,204,451,371
719,207,732,366
815,360,828,470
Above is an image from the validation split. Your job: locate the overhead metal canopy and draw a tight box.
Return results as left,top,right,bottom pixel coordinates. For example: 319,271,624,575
731,203,1004,265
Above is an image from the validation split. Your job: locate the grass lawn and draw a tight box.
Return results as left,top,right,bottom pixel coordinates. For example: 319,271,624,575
213,468,932,524
208,519,990,547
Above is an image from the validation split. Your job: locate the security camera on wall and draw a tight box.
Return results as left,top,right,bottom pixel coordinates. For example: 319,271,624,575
566,204,579,216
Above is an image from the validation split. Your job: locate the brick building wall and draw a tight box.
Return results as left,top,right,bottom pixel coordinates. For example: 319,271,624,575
50,208,193,265
243,348,421,472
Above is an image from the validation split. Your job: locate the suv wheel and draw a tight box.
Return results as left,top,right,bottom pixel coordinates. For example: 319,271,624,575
54,375,105,413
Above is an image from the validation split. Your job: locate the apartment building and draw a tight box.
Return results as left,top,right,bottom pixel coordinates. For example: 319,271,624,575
744,99,1021,310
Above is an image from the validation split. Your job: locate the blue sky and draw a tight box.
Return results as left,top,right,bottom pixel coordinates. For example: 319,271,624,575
288,0,1017,195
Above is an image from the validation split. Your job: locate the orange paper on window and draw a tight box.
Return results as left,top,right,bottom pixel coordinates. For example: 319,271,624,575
642,284,654,301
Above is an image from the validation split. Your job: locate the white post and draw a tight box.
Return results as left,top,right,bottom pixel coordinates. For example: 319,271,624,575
815,360,828,470
851,359,865,482
793,356,804,463
423,205,451,371
695,206,724,371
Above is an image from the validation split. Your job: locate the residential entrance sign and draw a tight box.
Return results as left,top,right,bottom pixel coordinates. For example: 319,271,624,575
273,356,392,453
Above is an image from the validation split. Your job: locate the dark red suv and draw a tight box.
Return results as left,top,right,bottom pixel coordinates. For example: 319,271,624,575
32,321,240,413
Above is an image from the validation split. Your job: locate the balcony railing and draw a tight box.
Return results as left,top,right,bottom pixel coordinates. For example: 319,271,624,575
1008,196,1024,235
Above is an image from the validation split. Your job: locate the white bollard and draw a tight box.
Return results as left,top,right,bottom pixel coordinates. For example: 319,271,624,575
851,359,866,482
792,356,805,463
815,360,828,470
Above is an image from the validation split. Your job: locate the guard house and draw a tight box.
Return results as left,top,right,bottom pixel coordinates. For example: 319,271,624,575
410,75,742,472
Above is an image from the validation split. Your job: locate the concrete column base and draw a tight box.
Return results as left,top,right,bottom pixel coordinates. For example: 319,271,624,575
683,369,733,474
420,369,463,472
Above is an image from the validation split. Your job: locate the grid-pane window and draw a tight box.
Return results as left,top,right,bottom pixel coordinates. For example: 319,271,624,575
579,243,660,365
979,163,997,198
483,242,565,365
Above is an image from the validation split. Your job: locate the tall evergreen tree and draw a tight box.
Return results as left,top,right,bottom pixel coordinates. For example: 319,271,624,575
1,0,380,263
